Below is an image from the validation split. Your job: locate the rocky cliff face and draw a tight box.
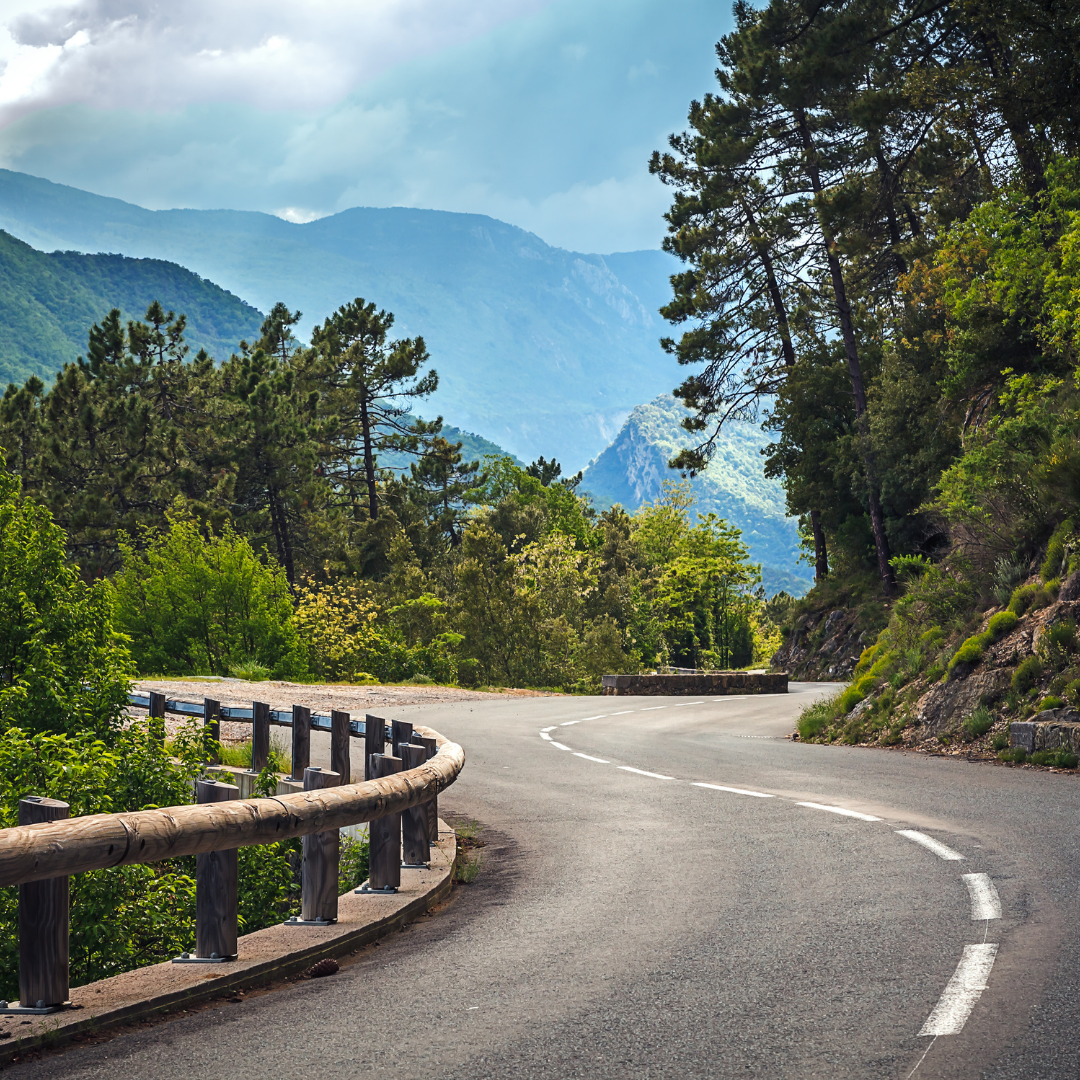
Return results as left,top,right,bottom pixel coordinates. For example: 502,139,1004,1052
771,607,878,680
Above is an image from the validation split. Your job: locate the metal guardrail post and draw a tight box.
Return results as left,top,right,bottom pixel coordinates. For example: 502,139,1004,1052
415,735,439,843
286,767,342,926
360,754,402,893
6,797,70,1012
252,700,270,773
291,704,311,780
331,710,351,785
364,713,386,781
203,697,220,764
174,779,239,964
391,719,413,757
399,745,429,867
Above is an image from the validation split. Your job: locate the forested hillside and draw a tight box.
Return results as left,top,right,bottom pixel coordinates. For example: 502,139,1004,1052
0,172,680,469
649,0,1080,748
580,395,807,595
0,230,262,386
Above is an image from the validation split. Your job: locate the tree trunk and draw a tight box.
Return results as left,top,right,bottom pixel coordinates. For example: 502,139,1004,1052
810,508,829,583
267,483,295,584
797,110,895,596
359,392,378,520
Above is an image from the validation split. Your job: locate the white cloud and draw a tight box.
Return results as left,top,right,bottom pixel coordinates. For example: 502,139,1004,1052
274,206,327,224
0,0,552,124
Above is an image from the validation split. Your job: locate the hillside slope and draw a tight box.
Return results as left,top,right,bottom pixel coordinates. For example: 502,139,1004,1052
0,169,680,469
579,394,810,594
0,229,263,386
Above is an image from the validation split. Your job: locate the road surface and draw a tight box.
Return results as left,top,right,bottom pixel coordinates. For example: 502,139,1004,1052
15,684,1080,1079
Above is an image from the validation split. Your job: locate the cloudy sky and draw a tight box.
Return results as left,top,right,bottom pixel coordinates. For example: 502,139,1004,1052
0,0,730,252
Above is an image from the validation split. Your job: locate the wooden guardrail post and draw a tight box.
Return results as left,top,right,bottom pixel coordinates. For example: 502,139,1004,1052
359,754,402,893
364,713,386,781
391,719,413,757
415,735,439,843
399,745,429,867
331,710,351,784
174,778,239,963
203,697,220,764
291,704,310,780
286,768,341,925
252,700,270,773
10,797,70,1010
148,691,166,743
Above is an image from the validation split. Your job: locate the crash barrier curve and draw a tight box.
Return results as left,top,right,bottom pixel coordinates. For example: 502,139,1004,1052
0,693,465,1014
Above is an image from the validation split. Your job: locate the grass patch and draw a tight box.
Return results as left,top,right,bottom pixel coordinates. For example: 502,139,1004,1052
797,692,844,740
1013,656,1043,693
1030,749,1079,768
998,747,1028,763
962,705,994,740
453,818,487,884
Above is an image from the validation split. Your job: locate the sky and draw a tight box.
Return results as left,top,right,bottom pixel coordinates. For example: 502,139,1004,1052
0,0,731,253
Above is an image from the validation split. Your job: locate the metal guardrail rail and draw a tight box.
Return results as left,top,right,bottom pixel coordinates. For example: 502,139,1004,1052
0,693,465,1015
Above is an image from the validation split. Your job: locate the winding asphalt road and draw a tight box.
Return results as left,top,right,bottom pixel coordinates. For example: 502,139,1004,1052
14,684,1080,1079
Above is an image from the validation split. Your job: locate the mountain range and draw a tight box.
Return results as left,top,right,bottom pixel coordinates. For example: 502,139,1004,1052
579,395,810,595
0,229,262,388
0,168,681,471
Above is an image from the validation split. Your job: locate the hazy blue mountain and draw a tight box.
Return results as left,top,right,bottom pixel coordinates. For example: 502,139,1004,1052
579,394,811,596
0,169,682,470
377,420,523,474
0,229,263,388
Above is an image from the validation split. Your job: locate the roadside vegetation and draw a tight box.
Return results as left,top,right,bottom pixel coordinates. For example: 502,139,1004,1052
648,0,1080,759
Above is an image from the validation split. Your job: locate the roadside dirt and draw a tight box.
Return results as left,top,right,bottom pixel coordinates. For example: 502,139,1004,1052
131,678,557,745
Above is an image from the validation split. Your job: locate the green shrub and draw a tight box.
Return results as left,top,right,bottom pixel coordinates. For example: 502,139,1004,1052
987,611,1019,639
1041,523,1071,582
1009,583,1054,616
229,659,271,681
111,510,305,679
0,452,133,739
1039,695,1064,710
338,836,370,892
1013,656,1043,693
948,632,991,671
992,732,1010,751
998,747,1028,763
962,706,994,739
1039,620,1077,668
797,694,843,740
925,662,945,683
1031,749,1079,768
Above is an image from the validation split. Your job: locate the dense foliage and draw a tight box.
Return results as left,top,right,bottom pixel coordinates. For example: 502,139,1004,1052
652,0,1080,604
1,294,776,688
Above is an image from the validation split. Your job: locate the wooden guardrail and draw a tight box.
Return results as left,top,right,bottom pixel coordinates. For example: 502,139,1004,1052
0,693,464,1013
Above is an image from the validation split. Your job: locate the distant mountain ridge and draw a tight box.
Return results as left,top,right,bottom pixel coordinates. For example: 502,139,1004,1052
0,229,263,388
579,395,811,596
0,168,681,470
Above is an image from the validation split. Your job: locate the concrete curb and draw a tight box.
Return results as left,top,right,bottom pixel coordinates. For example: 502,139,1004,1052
0,822,457,1065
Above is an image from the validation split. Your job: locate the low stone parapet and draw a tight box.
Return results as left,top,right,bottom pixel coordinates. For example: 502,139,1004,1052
601,672,788,696
1010,709,1080,753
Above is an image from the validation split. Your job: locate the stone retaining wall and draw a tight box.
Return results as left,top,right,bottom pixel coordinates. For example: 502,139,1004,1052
601,672,788,696
1010,709,1080,753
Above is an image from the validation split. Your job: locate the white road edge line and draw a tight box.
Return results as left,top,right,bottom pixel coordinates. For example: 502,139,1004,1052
672,702,705,707
617,766,675,780
560,720,581,726
576,715,607,721
540,726,557,733
796,801,882,822
896,830,965,861
962,873,1002,921
574,753,610,763
918,943,998,1036
693,782,774,799
550,741,573,751
539,732,552,741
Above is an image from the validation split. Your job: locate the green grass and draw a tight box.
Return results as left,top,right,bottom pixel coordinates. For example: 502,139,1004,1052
962,705,994,739
1030,749,1079,769
797,692,844,740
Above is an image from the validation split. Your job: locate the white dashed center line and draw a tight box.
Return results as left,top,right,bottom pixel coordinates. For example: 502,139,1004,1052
539,732,552,741
640,706,667,711
672,701,704,707
560,720,581,726
617,766,675,780
796,801,882,822
550,741,572,751
610,711,634,715
918,944,998,1036
896,830,965,861
574,753,610,763
962,873,1002,920
540,726,557,733
577,715,607,721
693,782,774,799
